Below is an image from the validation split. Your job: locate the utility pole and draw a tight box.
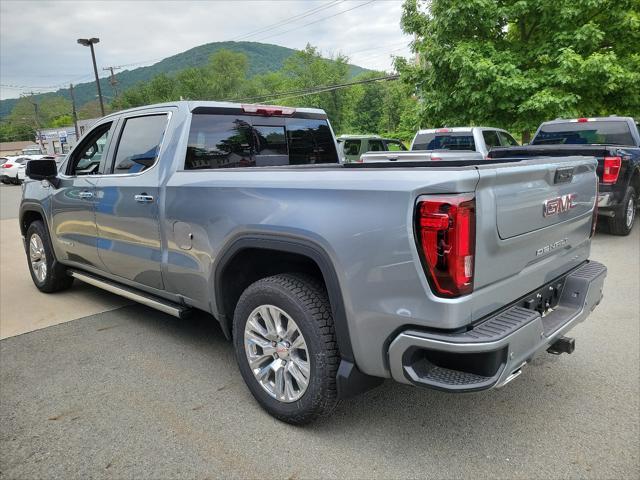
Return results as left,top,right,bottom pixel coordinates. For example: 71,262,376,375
103,66,121,97
25,91,45,152
77,37,105,116
69,84,80,139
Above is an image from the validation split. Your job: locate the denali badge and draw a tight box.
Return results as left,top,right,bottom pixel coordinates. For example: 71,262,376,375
536,238,568,256
543,193,576,217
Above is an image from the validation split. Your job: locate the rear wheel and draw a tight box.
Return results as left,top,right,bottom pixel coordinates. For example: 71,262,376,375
608,186,636,236
232,273,339,424
25,220,73,292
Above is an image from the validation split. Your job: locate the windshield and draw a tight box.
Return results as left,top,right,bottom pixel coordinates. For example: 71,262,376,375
412,132,475,151
533,121,635,146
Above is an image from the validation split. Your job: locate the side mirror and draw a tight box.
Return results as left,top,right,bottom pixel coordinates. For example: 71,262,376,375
26,159,60,188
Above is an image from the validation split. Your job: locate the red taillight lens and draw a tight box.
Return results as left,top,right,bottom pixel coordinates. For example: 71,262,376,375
577,117,589,123
603,156,621,184
591,182,599,237
2,163,13,168
416,194,475,297
241,104,295,116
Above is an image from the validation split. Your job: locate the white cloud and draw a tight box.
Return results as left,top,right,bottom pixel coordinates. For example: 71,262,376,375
0,0,412,99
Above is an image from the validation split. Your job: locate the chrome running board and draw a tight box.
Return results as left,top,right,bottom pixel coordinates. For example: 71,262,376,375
69,270,190,319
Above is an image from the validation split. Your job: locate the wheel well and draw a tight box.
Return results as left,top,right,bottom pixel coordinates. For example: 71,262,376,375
218,248,324,335
20,210,43,237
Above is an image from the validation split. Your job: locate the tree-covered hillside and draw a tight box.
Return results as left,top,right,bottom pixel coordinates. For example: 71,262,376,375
0,41,369,118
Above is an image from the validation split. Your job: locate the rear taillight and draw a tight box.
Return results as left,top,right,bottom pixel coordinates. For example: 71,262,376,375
603,156,621,184
591,182,599,237
2,163,12,168
416,194,475,297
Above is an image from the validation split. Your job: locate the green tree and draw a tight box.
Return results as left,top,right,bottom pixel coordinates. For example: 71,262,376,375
207,50,249,99
0,121,35,142
277,45,351,132
78,99,112,119
400,0,640,140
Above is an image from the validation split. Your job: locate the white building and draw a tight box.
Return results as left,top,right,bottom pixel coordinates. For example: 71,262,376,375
36,118,99,154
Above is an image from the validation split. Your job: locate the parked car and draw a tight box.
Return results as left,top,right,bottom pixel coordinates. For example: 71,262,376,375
1,156,29,184
360,127,519,163
21,101,606,424
21,145,44,157
489,116,640,235
336,134,407,162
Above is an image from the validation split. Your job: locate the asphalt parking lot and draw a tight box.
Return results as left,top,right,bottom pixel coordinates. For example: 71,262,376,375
0,182,638,479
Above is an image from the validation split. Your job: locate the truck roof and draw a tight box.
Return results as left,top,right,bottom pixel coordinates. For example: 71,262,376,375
543,116,637,125
336,134,383,139
103,101,327,120
415,126,505,134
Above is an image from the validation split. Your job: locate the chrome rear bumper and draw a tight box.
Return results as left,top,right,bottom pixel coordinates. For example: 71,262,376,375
387,261,607,392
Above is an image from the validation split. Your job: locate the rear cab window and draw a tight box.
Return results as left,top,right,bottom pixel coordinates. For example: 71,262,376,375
533,120,635,146
185,112,339,169
412,131,476,151
385,140,407,152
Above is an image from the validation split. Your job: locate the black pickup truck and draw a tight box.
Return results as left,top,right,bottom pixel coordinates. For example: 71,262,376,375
489,116,640,235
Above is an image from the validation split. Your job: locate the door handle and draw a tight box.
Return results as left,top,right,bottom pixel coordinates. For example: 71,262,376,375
78,191,93,199
134,194,154,203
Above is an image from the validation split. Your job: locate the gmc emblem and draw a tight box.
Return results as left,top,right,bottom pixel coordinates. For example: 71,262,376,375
543,194,576,217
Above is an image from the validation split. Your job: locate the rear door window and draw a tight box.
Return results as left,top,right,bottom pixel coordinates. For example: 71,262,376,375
497,131,519,146
185,114,338,169
482,130,501,149
110,114,168,174
343,139,361,157
367,139,385,152
412,132,476,151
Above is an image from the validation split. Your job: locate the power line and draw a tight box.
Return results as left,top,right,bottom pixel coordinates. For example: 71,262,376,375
231,0,345,41
250,0,377,42
224,74,399,104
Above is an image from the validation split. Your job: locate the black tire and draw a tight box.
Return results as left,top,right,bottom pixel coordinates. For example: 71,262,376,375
232,273,339,424
608,186,636,236
25,220,74,293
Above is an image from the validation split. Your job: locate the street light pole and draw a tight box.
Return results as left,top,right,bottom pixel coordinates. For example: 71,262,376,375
77,37,105,116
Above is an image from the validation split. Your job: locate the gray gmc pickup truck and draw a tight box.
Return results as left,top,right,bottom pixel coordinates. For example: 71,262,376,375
21,101,606,424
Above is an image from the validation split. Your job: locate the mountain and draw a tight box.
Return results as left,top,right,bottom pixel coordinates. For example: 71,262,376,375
1,41,370,118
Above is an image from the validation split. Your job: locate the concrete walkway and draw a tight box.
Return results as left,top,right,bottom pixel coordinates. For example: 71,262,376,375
0,185,129,339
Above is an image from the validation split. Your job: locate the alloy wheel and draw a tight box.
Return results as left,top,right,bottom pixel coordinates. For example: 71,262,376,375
244,305,310,403
29,233,47,283
625,196,635,229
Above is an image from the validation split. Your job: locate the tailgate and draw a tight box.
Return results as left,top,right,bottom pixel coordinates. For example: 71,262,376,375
472,156,597,290
360,151,483,163
489,156,597,239
488,145,609,160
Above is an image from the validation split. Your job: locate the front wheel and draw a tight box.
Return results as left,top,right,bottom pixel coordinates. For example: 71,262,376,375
25,220,73,292
608,186,636,236
232,273,339,424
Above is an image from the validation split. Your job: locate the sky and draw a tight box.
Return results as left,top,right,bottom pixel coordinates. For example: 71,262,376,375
0,0,413,100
